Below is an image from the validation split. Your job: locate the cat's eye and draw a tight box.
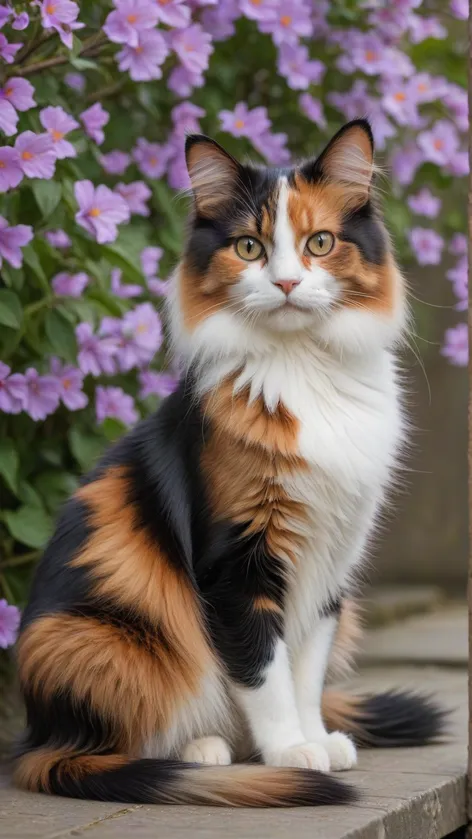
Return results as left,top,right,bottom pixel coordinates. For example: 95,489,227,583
235,236,264,262
306,231,335,257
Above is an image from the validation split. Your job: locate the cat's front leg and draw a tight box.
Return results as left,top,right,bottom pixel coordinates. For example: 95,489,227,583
293,612,357,771
232,636,332,771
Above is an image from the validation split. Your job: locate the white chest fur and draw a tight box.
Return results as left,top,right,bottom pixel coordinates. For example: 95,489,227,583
234,338,404,649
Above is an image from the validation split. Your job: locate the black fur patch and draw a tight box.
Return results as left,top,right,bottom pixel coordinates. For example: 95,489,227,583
352,691,448,747
339,202,386,265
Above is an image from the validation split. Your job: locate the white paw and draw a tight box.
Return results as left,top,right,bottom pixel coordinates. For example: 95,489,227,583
321,731,357,771
182,736,232,766
265,742,331,772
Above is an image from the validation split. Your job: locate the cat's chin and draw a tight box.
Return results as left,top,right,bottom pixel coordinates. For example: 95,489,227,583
259,304,327,333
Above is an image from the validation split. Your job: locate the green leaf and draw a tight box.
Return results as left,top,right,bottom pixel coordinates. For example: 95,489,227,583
34,471,78,514
70,57,99,72
0,289,22,329
32,180,62,218
69,427,106,471
22,243,49,292
101,418,127,442
45,309,78,363
86,287,125,317
71,34,83,59
17,480,45,509
1,265,24,291
0,439,19,495
4,505,53,549
101,244,144,285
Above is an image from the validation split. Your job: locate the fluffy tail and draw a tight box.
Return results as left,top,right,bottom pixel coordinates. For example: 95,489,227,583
14,750,357,807
322,689,447,748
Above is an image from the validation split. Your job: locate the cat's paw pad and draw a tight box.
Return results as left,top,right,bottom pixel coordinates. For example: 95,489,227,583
322,732,357,771
265,742,330,772
182,736,232,766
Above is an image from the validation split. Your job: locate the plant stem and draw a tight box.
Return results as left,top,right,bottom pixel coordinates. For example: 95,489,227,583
85,79,126,103
9,33,109,78
0,551,39,570
0,573,14,603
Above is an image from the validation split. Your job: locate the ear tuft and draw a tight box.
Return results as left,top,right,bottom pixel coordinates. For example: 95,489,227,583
305,119,375,195
185,135,240,216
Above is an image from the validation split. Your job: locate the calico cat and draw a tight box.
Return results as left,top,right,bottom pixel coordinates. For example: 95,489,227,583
14,119,444,807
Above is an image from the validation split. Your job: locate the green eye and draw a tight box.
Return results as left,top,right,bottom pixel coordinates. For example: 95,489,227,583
306,231,335,257
235,236,264,262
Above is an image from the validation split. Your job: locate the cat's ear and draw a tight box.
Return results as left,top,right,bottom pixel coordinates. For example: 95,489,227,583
303,119,374,195
185,135,240,216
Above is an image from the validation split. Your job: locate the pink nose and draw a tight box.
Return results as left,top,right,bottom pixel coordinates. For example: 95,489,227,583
274,279,300,296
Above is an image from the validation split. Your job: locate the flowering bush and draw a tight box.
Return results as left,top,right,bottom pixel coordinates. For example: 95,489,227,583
0,0,467,649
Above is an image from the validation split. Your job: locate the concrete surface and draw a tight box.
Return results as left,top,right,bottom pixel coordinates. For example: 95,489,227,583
361,603,467,667
0,607,468,839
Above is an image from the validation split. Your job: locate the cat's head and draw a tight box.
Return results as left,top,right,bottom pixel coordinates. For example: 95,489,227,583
172,119,406,362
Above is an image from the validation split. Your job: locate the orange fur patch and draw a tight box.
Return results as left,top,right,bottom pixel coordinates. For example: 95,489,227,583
201,376,309,565
14,749,127,793
253,595,283,614
328,599,363,679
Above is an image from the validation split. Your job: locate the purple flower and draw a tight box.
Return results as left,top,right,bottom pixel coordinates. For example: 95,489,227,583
100,150,130,175
1,77,36,111
139,370,178,399
50,357,88,410
441,323,468,367
278,43,325,90
201,1,239,39
252,131,290,164
410,73,449,105
116,27,168,81
115,181,151,216
171,101,205,136
103,0,159,47
0,98,17,135
239,0,277,22
154,0,190,28
132,137,172,179
76,321,117,376
64,71,85,92
111,267,142,298
407,189,441,219
141,245,162,277
417,121,459,167
22,368,61,421
219,102,271,139
148,277,169,296
449,234,467,256
168,65,204,97
259,1,312,46
0,362,26,414
122,302,162,358
80,103,109,146
74,180,130,244
45,229,71,249
0,599,20,649
444,84,468,134
299,94,327,129
171,24,213,75
38,0,84,49
447,256,468,311
408,228,444,266
96,385,138,426
12,10,30,30
0,34,21,63
0,8,10,28
0,216,33,267
381,80,422,128
450,0,468,19
446,151,469,177
15,131,56,179
52,271,89,297
408,13,446,44
391,143,423,186
0,147,23,192
40,106,78,159
167,151,190,190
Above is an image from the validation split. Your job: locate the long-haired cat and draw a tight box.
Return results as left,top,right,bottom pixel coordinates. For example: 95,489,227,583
14,120,444,807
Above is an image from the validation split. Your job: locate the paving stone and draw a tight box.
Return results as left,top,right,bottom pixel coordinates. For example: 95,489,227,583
363,586,445,627
360,606,467,666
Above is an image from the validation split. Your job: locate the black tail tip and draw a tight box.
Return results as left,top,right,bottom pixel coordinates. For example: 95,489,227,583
354,690,449,748
294,770,359,807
